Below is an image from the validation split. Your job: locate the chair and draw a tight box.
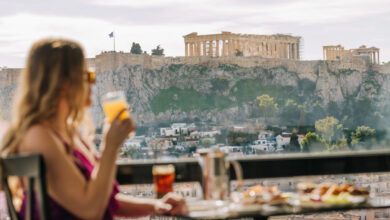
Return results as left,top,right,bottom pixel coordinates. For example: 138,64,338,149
1,154,50,220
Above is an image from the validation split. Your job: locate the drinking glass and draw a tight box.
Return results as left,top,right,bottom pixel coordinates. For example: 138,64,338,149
101,91,130,123
153,164,175,198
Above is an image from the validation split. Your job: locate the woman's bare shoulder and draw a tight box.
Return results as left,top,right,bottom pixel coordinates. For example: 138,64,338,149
20,124,62,154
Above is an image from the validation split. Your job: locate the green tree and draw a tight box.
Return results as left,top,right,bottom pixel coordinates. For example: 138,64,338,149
215,129,228,144
151,45,164,56
288,133,300,152
257,94,278,122
130,42,142,54
351,126,376,149
200,138,213,148
301,132,326,152
315,116,343,144
227,131,257,146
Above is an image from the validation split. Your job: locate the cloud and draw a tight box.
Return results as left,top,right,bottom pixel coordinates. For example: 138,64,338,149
1,0,390,67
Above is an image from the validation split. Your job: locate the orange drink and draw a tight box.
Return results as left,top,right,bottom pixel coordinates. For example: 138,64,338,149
101,91,130,123
153,164,175,198
102,100,130,123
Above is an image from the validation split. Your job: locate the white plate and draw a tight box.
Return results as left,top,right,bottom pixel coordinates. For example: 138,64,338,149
187,200,229,212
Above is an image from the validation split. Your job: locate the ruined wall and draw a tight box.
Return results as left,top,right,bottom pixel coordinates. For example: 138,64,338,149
93,52,371,73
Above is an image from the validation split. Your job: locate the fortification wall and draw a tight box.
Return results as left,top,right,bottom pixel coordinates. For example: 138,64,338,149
93,52,371,74
0,52,378,86
0,68,21,87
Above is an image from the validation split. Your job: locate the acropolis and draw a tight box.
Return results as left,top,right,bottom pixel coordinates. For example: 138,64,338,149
183,31,301,60
323,45,380,64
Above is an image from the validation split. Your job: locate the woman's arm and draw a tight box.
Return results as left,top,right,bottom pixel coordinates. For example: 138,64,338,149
114,193,187,218
19,112,134,219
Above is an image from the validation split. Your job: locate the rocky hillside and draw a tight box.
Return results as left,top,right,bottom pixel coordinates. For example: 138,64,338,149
0,61,389,130
86,61,390,129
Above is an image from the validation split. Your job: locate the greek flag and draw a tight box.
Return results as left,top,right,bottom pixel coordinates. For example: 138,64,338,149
108,32,114,38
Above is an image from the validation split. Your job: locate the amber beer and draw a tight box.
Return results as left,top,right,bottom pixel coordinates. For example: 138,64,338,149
153,164,175,198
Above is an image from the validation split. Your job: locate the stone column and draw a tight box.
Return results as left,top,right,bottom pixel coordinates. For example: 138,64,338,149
202,41,206,56
323,48,325,60
296,43,300,60
196,42,200,56
378,51,380,64
292,43,296,59
291,43,295,60
222,40,226,56
228,39,232,56
185,42,188,56
193,42,197,56
216,40,220,57
209,40,213,56
188,43,192,56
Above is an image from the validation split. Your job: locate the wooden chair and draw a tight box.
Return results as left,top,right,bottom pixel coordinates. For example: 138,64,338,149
1,154,50,220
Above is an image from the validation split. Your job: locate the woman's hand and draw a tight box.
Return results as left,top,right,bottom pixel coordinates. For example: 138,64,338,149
154,193,188,216
104,109,136,150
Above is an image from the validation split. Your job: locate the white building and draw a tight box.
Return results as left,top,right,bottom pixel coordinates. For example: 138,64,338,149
160,127,177,137
276,132,292,148
258,131,273,140
220,146,243,156
123,136,146,148
160,123,197,137
201,130,221,137
252,144,271,153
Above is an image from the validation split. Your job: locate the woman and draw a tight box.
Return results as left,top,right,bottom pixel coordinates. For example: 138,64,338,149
0,38,187,219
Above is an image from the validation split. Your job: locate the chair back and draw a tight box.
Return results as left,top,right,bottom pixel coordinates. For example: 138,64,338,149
1,154,49,220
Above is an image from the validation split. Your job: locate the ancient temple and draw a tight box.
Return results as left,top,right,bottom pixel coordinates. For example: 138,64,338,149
183,31,301,60
323,45,380,64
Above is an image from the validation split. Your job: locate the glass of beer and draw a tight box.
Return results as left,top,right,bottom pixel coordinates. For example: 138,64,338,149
101,91,130,123
153,164,175,198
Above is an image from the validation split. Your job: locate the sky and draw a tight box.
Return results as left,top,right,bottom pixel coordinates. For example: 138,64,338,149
0,0,390,67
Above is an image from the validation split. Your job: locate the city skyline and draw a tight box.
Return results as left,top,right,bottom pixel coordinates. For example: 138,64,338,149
0,0,390,67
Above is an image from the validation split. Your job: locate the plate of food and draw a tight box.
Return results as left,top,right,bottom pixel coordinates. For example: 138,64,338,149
295,182,370,209
231,185,290,206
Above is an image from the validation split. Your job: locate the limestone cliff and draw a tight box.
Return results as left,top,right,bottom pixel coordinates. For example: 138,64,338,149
88,61,390,128
1,58,389,129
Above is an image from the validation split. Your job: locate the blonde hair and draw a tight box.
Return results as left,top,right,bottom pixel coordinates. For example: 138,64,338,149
1,38,88,155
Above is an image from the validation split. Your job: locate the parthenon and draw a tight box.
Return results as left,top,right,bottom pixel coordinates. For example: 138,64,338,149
183,32,301,60
323,45,380,64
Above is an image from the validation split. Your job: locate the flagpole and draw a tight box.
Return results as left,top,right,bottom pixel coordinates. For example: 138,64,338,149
113,32,116,52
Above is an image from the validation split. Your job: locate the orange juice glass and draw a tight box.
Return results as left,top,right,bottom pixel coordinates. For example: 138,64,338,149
101,91,130,123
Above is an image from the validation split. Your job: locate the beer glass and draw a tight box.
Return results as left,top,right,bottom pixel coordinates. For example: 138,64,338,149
101,91,130,123
153,164,175,198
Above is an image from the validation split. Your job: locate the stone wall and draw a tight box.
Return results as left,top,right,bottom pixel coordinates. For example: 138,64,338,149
0,68,21,87
93,52,371,73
